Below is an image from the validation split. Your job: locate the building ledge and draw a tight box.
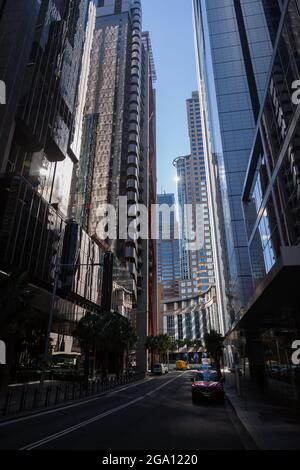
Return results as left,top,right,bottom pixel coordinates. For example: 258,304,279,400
238,246,300,329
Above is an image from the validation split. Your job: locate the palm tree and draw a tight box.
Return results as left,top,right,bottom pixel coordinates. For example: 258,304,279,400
145,336,159,369
157,335,172,363
204,330,224,374
145,335,172,366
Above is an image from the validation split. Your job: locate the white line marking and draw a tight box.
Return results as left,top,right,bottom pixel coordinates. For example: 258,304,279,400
19,373,186,450
0,378,152,428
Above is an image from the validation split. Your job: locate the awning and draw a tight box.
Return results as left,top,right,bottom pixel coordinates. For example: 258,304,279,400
238,247,300,330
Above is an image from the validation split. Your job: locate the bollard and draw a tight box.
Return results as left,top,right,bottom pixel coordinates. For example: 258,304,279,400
55,385,61,405
19,386,28,413
3,390,13,416
33,387,40,409
44,386,51,407
64,384,69,402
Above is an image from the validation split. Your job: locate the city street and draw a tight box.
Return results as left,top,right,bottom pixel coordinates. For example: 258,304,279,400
0,372,255,450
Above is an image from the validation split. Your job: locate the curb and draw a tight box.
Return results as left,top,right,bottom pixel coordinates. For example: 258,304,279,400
225,390,261,450
0,377,150,425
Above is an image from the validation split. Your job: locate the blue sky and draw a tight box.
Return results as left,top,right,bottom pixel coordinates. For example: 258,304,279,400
142,0,198,195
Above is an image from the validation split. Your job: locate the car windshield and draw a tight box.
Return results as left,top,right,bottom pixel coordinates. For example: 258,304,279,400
195,372,219,382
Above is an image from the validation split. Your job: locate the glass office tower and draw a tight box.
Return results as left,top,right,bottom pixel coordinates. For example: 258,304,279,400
241,0,300,399
157,193,181,300
193,0,279,321
0,0,104,358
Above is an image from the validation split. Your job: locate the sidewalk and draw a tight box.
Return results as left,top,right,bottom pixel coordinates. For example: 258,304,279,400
224,370,300,450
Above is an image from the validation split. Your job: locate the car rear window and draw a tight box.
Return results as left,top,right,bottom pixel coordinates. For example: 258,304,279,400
195,372,219,381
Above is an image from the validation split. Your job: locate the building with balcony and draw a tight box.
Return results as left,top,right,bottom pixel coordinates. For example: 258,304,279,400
68,0,157,373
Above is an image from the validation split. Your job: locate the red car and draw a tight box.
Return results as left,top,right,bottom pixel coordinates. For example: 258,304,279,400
191,370,225,404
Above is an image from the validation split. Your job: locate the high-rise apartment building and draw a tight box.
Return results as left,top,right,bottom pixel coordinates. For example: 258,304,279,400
157,193,181,300
193,0,280,323
142,31,158,337
174,92,215,299
69,0,156,372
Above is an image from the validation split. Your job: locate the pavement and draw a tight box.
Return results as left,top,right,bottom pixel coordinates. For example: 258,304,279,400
224,370,300,450
0,371,255,450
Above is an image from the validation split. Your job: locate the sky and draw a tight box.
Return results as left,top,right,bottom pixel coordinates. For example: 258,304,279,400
142,0,198,196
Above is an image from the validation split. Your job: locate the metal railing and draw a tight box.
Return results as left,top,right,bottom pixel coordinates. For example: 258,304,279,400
0,373,144,419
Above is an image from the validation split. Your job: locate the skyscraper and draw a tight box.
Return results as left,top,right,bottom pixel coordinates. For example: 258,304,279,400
157,193,181,300
0,0,107,357
174,92,215,299
0,0,156,375
69,0,157,372
240,0,300,395
193,0,279,321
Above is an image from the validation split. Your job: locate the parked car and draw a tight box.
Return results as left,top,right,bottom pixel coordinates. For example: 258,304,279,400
191,370,224,404
153,363,169,375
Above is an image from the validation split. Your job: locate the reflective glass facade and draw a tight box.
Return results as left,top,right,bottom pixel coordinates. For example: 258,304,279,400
193,0,278,317
244,0,300,284
0,1,106,339
157,193,181,299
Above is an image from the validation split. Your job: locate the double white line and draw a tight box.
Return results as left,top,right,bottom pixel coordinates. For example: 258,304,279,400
20,373,186,450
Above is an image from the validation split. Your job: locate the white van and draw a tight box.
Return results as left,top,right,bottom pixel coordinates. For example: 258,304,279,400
153,363,169,375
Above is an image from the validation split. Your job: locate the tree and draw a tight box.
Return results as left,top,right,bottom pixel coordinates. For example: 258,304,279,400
145,336,159,369
145,335,172,365
157,335,172,362
193,340,203,352
96,311,137,377
204,330,224,373
73,312,99,385
177,339,186,350
184,338,194,351
74,311,137,383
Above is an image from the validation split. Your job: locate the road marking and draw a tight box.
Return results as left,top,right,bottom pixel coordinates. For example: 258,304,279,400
19,372,186,450
0,378,153,428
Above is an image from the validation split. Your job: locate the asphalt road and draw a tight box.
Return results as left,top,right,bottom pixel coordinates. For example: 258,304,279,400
0,371,254,450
